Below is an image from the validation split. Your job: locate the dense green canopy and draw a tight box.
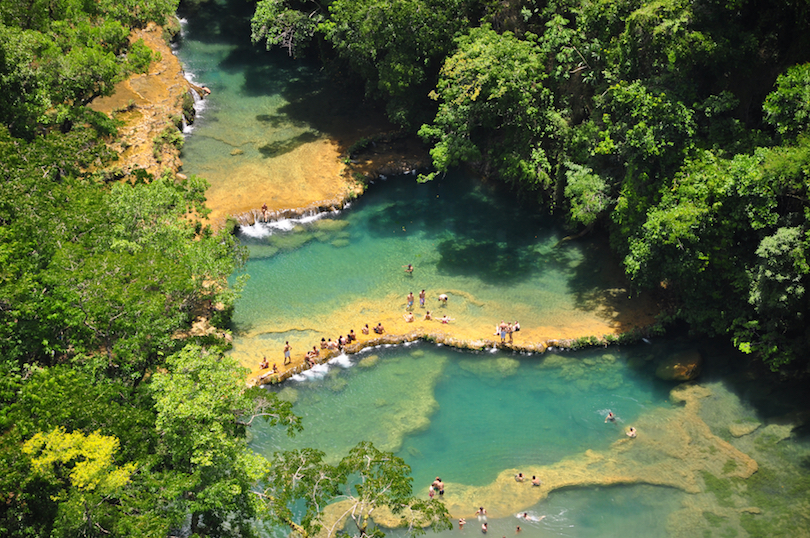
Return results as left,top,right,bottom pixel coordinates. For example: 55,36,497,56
254,0,810,371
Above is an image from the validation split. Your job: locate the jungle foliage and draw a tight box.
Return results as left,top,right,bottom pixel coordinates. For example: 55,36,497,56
253,0,810,371
0,2,451,536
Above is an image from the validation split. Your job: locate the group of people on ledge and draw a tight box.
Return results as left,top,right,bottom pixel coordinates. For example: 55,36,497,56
403,289,452,324
495,320,520,343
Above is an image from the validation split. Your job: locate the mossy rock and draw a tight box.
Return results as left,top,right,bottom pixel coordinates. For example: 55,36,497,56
331,238,350,248
656,349,702,381
312,219,349,232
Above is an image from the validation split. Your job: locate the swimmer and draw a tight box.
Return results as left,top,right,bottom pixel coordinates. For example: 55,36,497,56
428,485,435,499
424,310,433,321
438,293,448,305
531,475,541,486
362,324,369,335
403,264,414,274
515,472,524,482
481,523,487,534
440,315,454,324
476,507,487,520
626,426,637,438
459,518,466,530
432,477,444,495
404,311,414,322
605,411,616,423
516,527,521,533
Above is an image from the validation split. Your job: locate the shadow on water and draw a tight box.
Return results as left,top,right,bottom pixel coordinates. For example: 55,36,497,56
258,131,322,158
358,171,588,284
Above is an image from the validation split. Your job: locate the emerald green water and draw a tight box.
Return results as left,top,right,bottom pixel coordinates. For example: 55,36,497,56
175,2,810,537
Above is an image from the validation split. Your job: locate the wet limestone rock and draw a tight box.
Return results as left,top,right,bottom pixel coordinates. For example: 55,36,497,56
729,421,761,437
656,349,702,381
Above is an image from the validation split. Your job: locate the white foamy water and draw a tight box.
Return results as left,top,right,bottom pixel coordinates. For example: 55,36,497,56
238,212,331,238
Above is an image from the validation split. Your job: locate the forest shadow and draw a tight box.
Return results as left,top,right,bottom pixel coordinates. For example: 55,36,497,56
362,173,581,284
258,131,321,158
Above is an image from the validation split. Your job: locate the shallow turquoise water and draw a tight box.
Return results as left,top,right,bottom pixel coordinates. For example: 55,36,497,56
174,1,810,537
250,343,682,538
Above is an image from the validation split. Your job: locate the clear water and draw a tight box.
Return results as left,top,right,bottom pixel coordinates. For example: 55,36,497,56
228,170,657,371
174,2,810,537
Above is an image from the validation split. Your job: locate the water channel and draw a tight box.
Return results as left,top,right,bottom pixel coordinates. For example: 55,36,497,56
175,1,810,537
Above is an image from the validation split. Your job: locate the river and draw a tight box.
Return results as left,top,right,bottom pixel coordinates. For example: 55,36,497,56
175,1,810,537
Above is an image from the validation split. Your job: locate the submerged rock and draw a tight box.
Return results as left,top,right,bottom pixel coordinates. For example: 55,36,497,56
656,349,702,381
729,421,761,437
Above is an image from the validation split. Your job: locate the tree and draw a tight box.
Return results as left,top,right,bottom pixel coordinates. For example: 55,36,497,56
22,428,138,537
419,24,561,193
260,442,452,538
763,63,810,139
150,344,300,536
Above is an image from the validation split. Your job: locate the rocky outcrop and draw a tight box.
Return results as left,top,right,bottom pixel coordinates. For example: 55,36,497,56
89,21,195,177
656,349,703,381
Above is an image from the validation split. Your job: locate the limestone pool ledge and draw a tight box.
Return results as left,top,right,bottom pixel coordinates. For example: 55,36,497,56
248,326,649,387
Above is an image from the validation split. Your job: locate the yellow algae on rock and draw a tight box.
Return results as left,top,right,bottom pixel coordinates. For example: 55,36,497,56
358,354,379,368
419,383,758,520
729,421,761,437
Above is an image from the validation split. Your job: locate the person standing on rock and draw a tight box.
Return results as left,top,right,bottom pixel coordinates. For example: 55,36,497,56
283,341,292,365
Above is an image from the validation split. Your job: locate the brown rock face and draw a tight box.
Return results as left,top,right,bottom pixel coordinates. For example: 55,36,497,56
89,21,191,177
656,349,703,381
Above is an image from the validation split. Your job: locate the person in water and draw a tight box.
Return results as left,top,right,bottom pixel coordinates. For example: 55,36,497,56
404,311,414,322
516,527,521,533
481,523,487,534
458,518,466,530
476,507,487,519
438,293,448,305
440,315,454,324
407,292,415,309
419,289,426,307
531,476,541,486
605,411,616,423
424,310,433,321
403,264,414,274
626,426,637,438
283,341,292,365
515,472,524,482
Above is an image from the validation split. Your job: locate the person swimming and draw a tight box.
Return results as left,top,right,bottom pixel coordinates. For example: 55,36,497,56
403,264,414,274
627,426,637,438
605,411,616,423
531,475,541,486
476,507,487,521
515,472,524,482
